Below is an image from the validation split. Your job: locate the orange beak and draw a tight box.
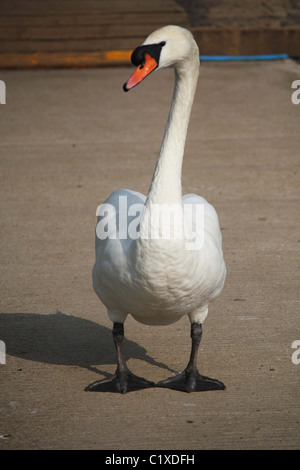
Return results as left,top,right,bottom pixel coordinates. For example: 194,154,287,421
123,53,158,92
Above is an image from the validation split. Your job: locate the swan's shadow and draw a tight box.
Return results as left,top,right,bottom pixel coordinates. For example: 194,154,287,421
0,311,174,378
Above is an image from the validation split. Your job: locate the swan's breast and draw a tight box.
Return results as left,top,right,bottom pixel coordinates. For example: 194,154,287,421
92,191,226,325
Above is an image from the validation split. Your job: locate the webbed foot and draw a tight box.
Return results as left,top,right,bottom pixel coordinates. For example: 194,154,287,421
156,369,225,392
85,368,155,394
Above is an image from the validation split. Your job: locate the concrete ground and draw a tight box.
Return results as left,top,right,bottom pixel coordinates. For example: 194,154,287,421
0,58,299,450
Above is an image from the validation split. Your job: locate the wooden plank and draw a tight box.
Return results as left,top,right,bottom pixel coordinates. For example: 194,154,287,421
0,12,188,27
0,38,152,53
0,37,148,53
0,50,133,69
0,23,187,41
0,0,184,15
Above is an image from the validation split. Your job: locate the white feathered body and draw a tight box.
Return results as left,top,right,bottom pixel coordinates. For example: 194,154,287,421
93,189,226,326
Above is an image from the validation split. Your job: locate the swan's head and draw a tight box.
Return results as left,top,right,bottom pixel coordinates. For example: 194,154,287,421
123,25,199,92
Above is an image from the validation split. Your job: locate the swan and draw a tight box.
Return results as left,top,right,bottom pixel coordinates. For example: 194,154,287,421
86,25,226,393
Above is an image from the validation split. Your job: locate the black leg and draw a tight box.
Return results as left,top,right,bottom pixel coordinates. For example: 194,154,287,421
156,323,225,392
85,322,155,393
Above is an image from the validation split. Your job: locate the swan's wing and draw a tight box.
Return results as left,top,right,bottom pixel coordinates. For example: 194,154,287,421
183,193,219,221
182,193,222,246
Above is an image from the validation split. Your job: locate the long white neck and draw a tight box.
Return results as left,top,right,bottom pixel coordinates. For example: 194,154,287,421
145,59,199,207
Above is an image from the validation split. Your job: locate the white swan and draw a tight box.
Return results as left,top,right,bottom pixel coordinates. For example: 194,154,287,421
86,25,226,393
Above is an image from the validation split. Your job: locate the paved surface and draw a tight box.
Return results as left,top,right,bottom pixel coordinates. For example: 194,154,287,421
0,59,299,449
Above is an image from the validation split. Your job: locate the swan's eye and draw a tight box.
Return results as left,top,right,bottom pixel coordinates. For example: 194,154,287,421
160,41,166,47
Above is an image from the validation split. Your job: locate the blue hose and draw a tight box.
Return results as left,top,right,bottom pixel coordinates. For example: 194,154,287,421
200,53,289,61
